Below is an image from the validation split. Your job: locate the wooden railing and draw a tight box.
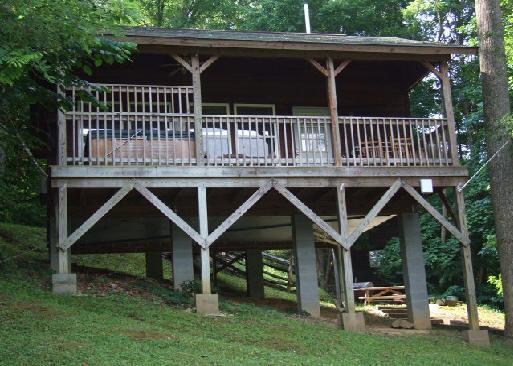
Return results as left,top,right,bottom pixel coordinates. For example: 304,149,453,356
61,84,453,168
338,117,453,167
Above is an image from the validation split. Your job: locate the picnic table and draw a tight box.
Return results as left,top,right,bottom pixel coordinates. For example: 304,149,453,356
357,286,406,305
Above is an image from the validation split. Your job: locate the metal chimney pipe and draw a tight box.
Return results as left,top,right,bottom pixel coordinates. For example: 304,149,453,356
304,3,311,34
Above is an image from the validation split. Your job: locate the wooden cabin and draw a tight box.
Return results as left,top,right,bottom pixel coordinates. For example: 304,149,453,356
48,27,488,342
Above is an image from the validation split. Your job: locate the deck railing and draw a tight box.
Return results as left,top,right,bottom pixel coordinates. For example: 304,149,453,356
61,84,453,167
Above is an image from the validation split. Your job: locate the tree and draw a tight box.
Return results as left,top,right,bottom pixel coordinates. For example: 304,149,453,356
475,0,513,337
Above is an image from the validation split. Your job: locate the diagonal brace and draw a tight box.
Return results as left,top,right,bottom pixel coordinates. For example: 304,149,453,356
206,180,273,247
402,182,470,245
273,180,347,249
60,183,134,250
346,179,402,248
134,182,206,247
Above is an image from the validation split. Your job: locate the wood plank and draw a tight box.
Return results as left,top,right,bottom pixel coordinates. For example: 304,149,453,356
308,59,328,76
57,184,69,273
456,187,480,330
171,55,192,73
420,61,444,80
346,179,402,247
60,183,133,250
134,182,205,246
334,60,351,76
199,56,219,74
198,186,211,293
439,62,460,166
402,182,469,245
327,57,343,166
57,86,67,166
206,180,273,246
191,55,205,165
273,181,347,248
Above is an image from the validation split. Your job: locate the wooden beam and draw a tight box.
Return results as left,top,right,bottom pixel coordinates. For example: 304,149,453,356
198,186,211,293
199,56,219,74
437,189,458,224
191,54,205,165
57,86,67,166
171,55,192,73
439,62,460,166
134,182,205,247
336,184,356,313
273,181,347,248
334,60,351,76
327,57,343,166
402,182,469,245
57,185,69,273
206,180,273,246
346,179,402,247
456,187,480,330
308,59,328,76
60,183,133,250
421,61,444,80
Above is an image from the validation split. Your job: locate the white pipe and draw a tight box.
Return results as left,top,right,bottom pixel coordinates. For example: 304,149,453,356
304,3,311,34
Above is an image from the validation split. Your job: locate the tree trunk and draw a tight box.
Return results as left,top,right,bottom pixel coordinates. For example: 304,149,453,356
475,0,513,337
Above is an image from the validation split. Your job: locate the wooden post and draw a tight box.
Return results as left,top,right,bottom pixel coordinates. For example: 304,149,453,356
57,86,67,166
336,184,355,313
58,184,70,274
326,58,343,166
191,55,205,165
439,62,460,166
456,187,480,330
198,186,210,293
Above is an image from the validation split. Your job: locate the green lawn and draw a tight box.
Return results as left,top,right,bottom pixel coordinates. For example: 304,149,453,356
1,222,513,365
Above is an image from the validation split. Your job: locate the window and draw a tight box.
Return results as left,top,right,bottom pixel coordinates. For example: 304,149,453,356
292,106,332,162
234,104,275,116
203,103,230,115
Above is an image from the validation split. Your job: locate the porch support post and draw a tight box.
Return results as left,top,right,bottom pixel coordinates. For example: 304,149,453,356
172,221,195,290
246,249,265,299
292,214,320,318
49,191,58,271
456,188,490,345
52,185,76,295
399,212,431,330
191,55,205,165
326,57,343,166
195,186,219,314
337,184,365,332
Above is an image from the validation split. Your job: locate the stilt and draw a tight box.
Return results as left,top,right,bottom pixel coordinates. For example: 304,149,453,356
246,249,264,299
292,214,320,318
337,184,365,332
195,186,219,314
399,212,431,330
456,189,490,346
172,221,195,290
145,252,163,280
52,185,76,295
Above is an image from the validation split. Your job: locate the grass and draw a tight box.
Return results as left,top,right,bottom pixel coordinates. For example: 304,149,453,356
1,222,513,365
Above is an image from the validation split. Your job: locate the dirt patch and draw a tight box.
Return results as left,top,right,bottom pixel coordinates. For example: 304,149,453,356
9,301,60,319
123,329,176,341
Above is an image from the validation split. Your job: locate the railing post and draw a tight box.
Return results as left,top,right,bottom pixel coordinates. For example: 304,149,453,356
57,85,67,166
439,62,460,166
326,58,343,166
191,55,205,165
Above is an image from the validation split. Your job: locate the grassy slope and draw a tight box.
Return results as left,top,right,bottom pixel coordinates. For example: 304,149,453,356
1,223,513,366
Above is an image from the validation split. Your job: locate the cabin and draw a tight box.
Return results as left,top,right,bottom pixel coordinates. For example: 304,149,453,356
47,27,488,343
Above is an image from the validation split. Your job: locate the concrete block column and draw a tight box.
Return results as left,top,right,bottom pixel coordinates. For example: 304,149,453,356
246,249,265,299
145,252,163,280
399,212,431,330
172,223,195,290
292,214,320,318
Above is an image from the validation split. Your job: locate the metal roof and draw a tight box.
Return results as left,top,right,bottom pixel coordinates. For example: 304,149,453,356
113,26,476,54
